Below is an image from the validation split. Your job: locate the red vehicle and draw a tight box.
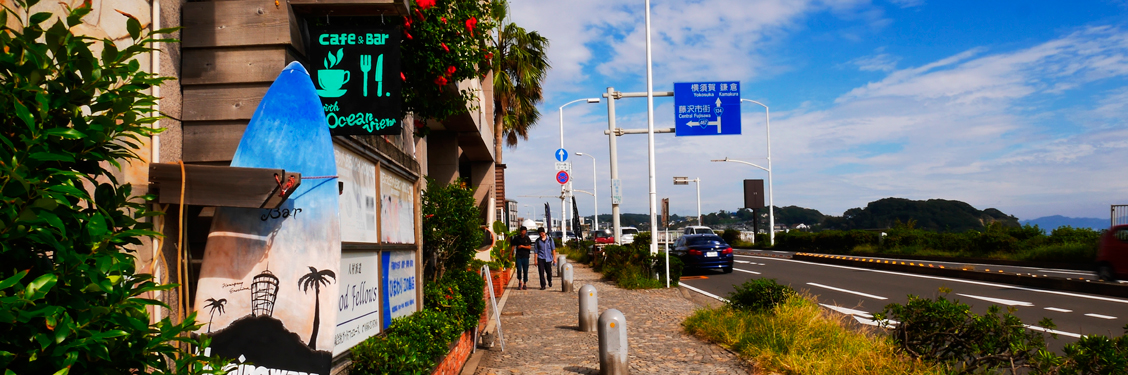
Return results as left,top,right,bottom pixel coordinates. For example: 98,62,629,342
592,230,615,244
1096,225,1128,281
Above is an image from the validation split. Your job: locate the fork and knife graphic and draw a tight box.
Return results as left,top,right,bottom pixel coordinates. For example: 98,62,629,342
359,54,384,97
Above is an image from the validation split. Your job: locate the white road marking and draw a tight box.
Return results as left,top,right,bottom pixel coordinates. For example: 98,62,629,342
1036,269,1097,276
733,268,761,275
755,256,1128,305
680,283,727,302
955,293,1034,307
1084,313,1117,320
734,260,752,264
818,303,898,327
807,283,888,300
1044,307,1073,313
771,251,790,254
819,303,873,317
1024,325,1084,338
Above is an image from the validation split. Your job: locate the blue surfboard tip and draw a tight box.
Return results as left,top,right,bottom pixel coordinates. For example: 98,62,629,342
283,61,309,76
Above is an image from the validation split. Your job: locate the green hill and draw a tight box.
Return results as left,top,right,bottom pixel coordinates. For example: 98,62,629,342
822,198,1019,232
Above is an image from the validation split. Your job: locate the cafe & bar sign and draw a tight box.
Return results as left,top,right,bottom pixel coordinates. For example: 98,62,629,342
307,26,403,136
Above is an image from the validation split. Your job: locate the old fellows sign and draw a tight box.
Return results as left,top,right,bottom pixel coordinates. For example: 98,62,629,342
307,26,403,136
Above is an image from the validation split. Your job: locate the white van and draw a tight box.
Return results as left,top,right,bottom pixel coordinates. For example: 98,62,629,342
621,227,639,244
683,226,714,235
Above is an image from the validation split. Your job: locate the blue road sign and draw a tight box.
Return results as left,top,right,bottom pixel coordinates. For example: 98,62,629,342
674,82,741,136
555,148,569,162
556,170,570,185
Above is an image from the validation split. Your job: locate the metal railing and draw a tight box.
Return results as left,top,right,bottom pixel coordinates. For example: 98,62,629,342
1112,205,1128,227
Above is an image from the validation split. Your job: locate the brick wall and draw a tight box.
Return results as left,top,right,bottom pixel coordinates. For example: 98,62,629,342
431,331,474,375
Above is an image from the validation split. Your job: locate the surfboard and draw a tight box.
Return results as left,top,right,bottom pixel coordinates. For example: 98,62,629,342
193,61,341,375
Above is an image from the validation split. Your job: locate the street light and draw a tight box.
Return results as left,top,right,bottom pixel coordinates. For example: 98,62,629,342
559,98,601,243
673,177,702,225
711,98,774,245
575,152,598,232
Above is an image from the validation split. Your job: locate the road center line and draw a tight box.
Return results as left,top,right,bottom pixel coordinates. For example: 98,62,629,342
807,282,888,300
1044,307,1073,313
733,268,761,275
955,293,1034,307
1084,313,1117,320
1024,325,1083,338
755,256,1128,304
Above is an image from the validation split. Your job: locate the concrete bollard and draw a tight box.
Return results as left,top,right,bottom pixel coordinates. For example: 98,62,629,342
562,263,574,293
579,284,598,332
557,254,568,275
598,309,629,375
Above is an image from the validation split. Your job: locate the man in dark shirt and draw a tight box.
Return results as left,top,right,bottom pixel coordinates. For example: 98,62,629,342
510,227,533,290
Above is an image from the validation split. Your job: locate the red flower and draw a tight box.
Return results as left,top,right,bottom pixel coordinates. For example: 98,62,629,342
446,66,456,76
404,31,413,40
414,8,425,21
465,17,478,36
485,52,494,60
403,17,412,29
441,43,449,53
434,76,448,86
415,0,435,10
441,17,447,24
401,72,407,81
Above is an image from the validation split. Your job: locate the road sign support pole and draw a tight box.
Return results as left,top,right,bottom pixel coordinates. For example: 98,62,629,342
644,0,659,256
605,87,622,245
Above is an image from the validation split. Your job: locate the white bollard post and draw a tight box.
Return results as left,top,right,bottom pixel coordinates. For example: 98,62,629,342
562,263,574,293
579,284,598,332
598,309,629,374
557,254,568,275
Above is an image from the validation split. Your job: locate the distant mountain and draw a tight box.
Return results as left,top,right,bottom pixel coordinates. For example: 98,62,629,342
1020,215,1108,232
822,197,1019,232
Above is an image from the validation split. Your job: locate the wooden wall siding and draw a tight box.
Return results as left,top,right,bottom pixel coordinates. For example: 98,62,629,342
182,122,248,162
182,47,295,85
183,84,271,122
494,164,505,209
181,0,303,54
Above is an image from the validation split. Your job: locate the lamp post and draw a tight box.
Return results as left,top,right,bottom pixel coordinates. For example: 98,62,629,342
644,0,659,256
673,177,702,225
575,152,599,232
711,99,774,245
559,98,601,243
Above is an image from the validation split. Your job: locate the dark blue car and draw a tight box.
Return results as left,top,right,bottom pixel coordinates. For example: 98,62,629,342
672,234,734,273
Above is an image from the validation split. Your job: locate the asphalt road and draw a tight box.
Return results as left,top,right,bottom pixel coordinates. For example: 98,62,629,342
741,249,1112,281
680,253,1128,352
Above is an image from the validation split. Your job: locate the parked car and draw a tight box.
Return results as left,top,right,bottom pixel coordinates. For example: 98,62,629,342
671,234,733,273
683,226,714,235
1097,225,1128,281
592,230,615,244
550,231,577,241
621,227,639,244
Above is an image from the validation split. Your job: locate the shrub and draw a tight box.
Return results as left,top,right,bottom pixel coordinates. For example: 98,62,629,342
422,178,483,281
874,290,1053,374
422,268,484,332
349,310,461,374
727,278,797,312
489,220,513,269
0,3,224,373
654,255,684,286
1051,328,1128,374
721,229,741,245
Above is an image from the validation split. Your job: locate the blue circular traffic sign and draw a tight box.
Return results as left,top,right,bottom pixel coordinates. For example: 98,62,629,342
555,148,569,162
556,170,570,185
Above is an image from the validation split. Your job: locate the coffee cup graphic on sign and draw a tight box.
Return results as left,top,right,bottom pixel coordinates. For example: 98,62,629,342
317,48,350,98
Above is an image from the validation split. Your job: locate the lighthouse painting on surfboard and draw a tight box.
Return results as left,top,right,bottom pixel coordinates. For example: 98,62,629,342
193,61,341,375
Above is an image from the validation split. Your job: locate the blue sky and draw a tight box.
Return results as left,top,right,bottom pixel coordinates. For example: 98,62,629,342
503,0,1128,222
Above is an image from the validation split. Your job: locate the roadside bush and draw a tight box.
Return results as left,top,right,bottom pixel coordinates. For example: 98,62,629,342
654,255,684,286
1048,226,1102,245
874,290,1054,374
489,221,513,269
1050,328,1128,374
0,3,227,373
422,178,483,281
349,309,461,375
423,269,485,332
721,229,741,245
727,278,797,312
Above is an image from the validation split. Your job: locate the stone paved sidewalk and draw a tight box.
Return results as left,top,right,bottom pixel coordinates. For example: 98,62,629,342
471,263,751,375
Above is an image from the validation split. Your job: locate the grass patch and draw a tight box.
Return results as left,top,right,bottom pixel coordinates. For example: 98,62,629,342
683,295,941,375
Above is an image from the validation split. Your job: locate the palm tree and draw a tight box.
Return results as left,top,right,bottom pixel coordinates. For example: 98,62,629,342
298,266,336,350
203,298,227,334
488,0,551,164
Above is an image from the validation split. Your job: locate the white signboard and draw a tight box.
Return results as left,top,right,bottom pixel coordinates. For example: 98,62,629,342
381,250,417,328
333,251,381,355
380,170,415,244
335,145,378,243
611,179,622,205
555,162,570,172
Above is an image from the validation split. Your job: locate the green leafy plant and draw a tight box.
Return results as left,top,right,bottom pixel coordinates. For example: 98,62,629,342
349,309,461,375
421,178,483,281
489,220,513,269
874,289,1055,374
0,1,225,373
401,0,496,122
726,278,797,312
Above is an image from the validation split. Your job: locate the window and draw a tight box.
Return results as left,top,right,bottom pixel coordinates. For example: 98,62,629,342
687,235,725,246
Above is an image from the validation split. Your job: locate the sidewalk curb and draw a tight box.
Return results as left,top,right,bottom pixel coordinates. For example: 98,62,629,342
460,269,518,375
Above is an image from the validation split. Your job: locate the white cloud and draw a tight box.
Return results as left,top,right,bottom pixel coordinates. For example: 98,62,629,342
848,51,900,72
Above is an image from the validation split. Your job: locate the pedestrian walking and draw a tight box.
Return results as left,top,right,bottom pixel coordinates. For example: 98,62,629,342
511,226,533,290
533,227,557,290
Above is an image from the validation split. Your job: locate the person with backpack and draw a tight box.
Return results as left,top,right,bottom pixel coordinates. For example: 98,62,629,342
510,226,533,290
533,227,557,290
